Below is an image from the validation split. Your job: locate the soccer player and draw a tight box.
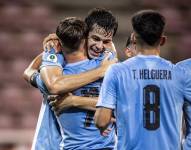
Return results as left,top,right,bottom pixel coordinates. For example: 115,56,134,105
176,59,191,150
95,10,191,150
40,17,116,149
23,8,118,149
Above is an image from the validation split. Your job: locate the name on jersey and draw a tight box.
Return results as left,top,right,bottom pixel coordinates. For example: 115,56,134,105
132,69,172,80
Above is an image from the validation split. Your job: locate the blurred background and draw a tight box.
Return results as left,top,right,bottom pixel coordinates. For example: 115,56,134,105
0,0,190,149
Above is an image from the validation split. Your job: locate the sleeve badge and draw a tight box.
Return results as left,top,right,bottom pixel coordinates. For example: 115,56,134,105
47,54,58,63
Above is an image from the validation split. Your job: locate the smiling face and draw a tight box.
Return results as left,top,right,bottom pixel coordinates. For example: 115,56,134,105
87,24,114,59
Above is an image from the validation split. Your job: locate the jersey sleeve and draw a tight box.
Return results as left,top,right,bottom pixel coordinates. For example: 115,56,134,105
96,65,117,109
176,60,191,149
40,48,65,69
176,60,191,101
183,70,191,102
35,73,49,95
176,59,191,74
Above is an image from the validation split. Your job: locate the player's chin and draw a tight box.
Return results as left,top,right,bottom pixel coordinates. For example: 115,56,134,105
88,50,101,59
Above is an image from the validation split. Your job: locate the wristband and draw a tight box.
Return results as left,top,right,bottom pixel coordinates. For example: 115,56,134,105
30,72,39,88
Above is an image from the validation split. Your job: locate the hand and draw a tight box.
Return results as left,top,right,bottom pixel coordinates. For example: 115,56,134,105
47,94,60,102
101,117,116,136
101,127,112,136
49,93,74,116
105,41,116,52
100,53,118,77
43,33,62,53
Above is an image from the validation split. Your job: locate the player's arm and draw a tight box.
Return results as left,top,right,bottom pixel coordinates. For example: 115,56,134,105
23,33,59,86
94,107,113,133
181,65,191,149
40,67,104,95
106,41,116,52
41,54,116,95
67,96,97,111
49,94,115,136
49,94,97,115
94,65,117,134
41,33,116,94
40,67,99,95
23,53,42,87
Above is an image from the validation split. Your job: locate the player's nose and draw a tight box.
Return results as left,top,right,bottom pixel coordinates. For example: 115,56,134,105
96,41,104,51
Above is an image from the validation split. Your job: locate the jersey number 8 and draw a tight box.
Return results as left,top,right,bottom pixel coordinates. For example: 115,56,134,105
143,84,160,130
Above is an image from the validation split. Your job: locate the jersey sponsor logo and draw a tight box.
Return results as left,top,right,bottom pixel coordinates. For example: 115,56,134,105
47,54,58,63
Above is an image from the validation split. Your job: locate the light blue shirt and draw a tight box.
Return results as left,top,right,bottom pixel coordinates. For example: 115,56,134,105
35,48,116,150
32,48,65,150
57,58,115,150
97,55,191,150
176,58,191,150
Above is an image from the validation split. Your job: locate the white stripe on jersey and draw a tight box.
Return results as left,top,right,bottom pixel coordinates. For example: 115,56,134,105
31,99,47,150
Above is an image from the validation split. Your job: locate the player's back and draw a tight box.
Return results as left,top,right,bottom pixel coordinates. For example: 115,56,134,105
112,55,189,150
58,58,115,150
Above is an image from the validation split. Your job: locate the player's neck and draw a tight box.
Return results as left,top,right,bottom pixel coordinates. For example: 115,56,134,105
137,46,160,56
65,51,88,63
138,50,159,56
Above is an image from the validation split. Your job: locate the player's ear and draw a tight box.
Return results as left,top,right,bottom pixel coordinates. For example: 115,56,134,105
84,39,88,49
79,39,86,51
131,32,136,44
160,35,167,46
124,47,132,58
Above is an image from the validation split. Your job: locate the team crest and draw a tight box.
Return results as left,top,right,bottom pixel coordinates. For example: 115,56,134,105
47,54,58,63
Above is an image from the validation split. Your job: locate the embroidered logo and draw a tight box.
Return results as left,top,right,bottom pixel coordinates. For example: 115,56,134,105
47,54,57,63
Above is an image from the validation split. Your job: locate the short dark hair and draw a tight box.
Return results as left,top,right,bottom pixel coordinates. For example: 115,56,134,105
85,8,118,36
56,17,87,51
126,35,131,48
132,10,166,46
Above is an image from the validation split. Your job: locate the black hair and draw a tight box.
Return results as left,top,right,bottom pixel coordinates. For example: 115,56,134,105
132,10,165,46
85,8,118,36
126,35,131,47
56,17,87,52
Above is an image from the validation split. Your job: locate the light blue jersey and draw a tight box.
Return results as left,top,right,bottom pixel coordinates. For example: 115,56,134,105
97,55,191,150
35,49,116,150
177,59,191,74
176,59,191,150
32,49,65,150
57,58,115,150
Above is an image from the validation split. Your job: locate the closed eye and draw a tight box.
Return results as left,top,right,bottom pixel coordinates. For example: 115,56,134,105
103,40,111,44
92,36,101,42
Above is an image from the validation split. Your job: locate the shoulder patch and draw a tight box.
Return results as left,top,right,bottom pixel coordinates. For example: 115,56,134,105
47,54,58,63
